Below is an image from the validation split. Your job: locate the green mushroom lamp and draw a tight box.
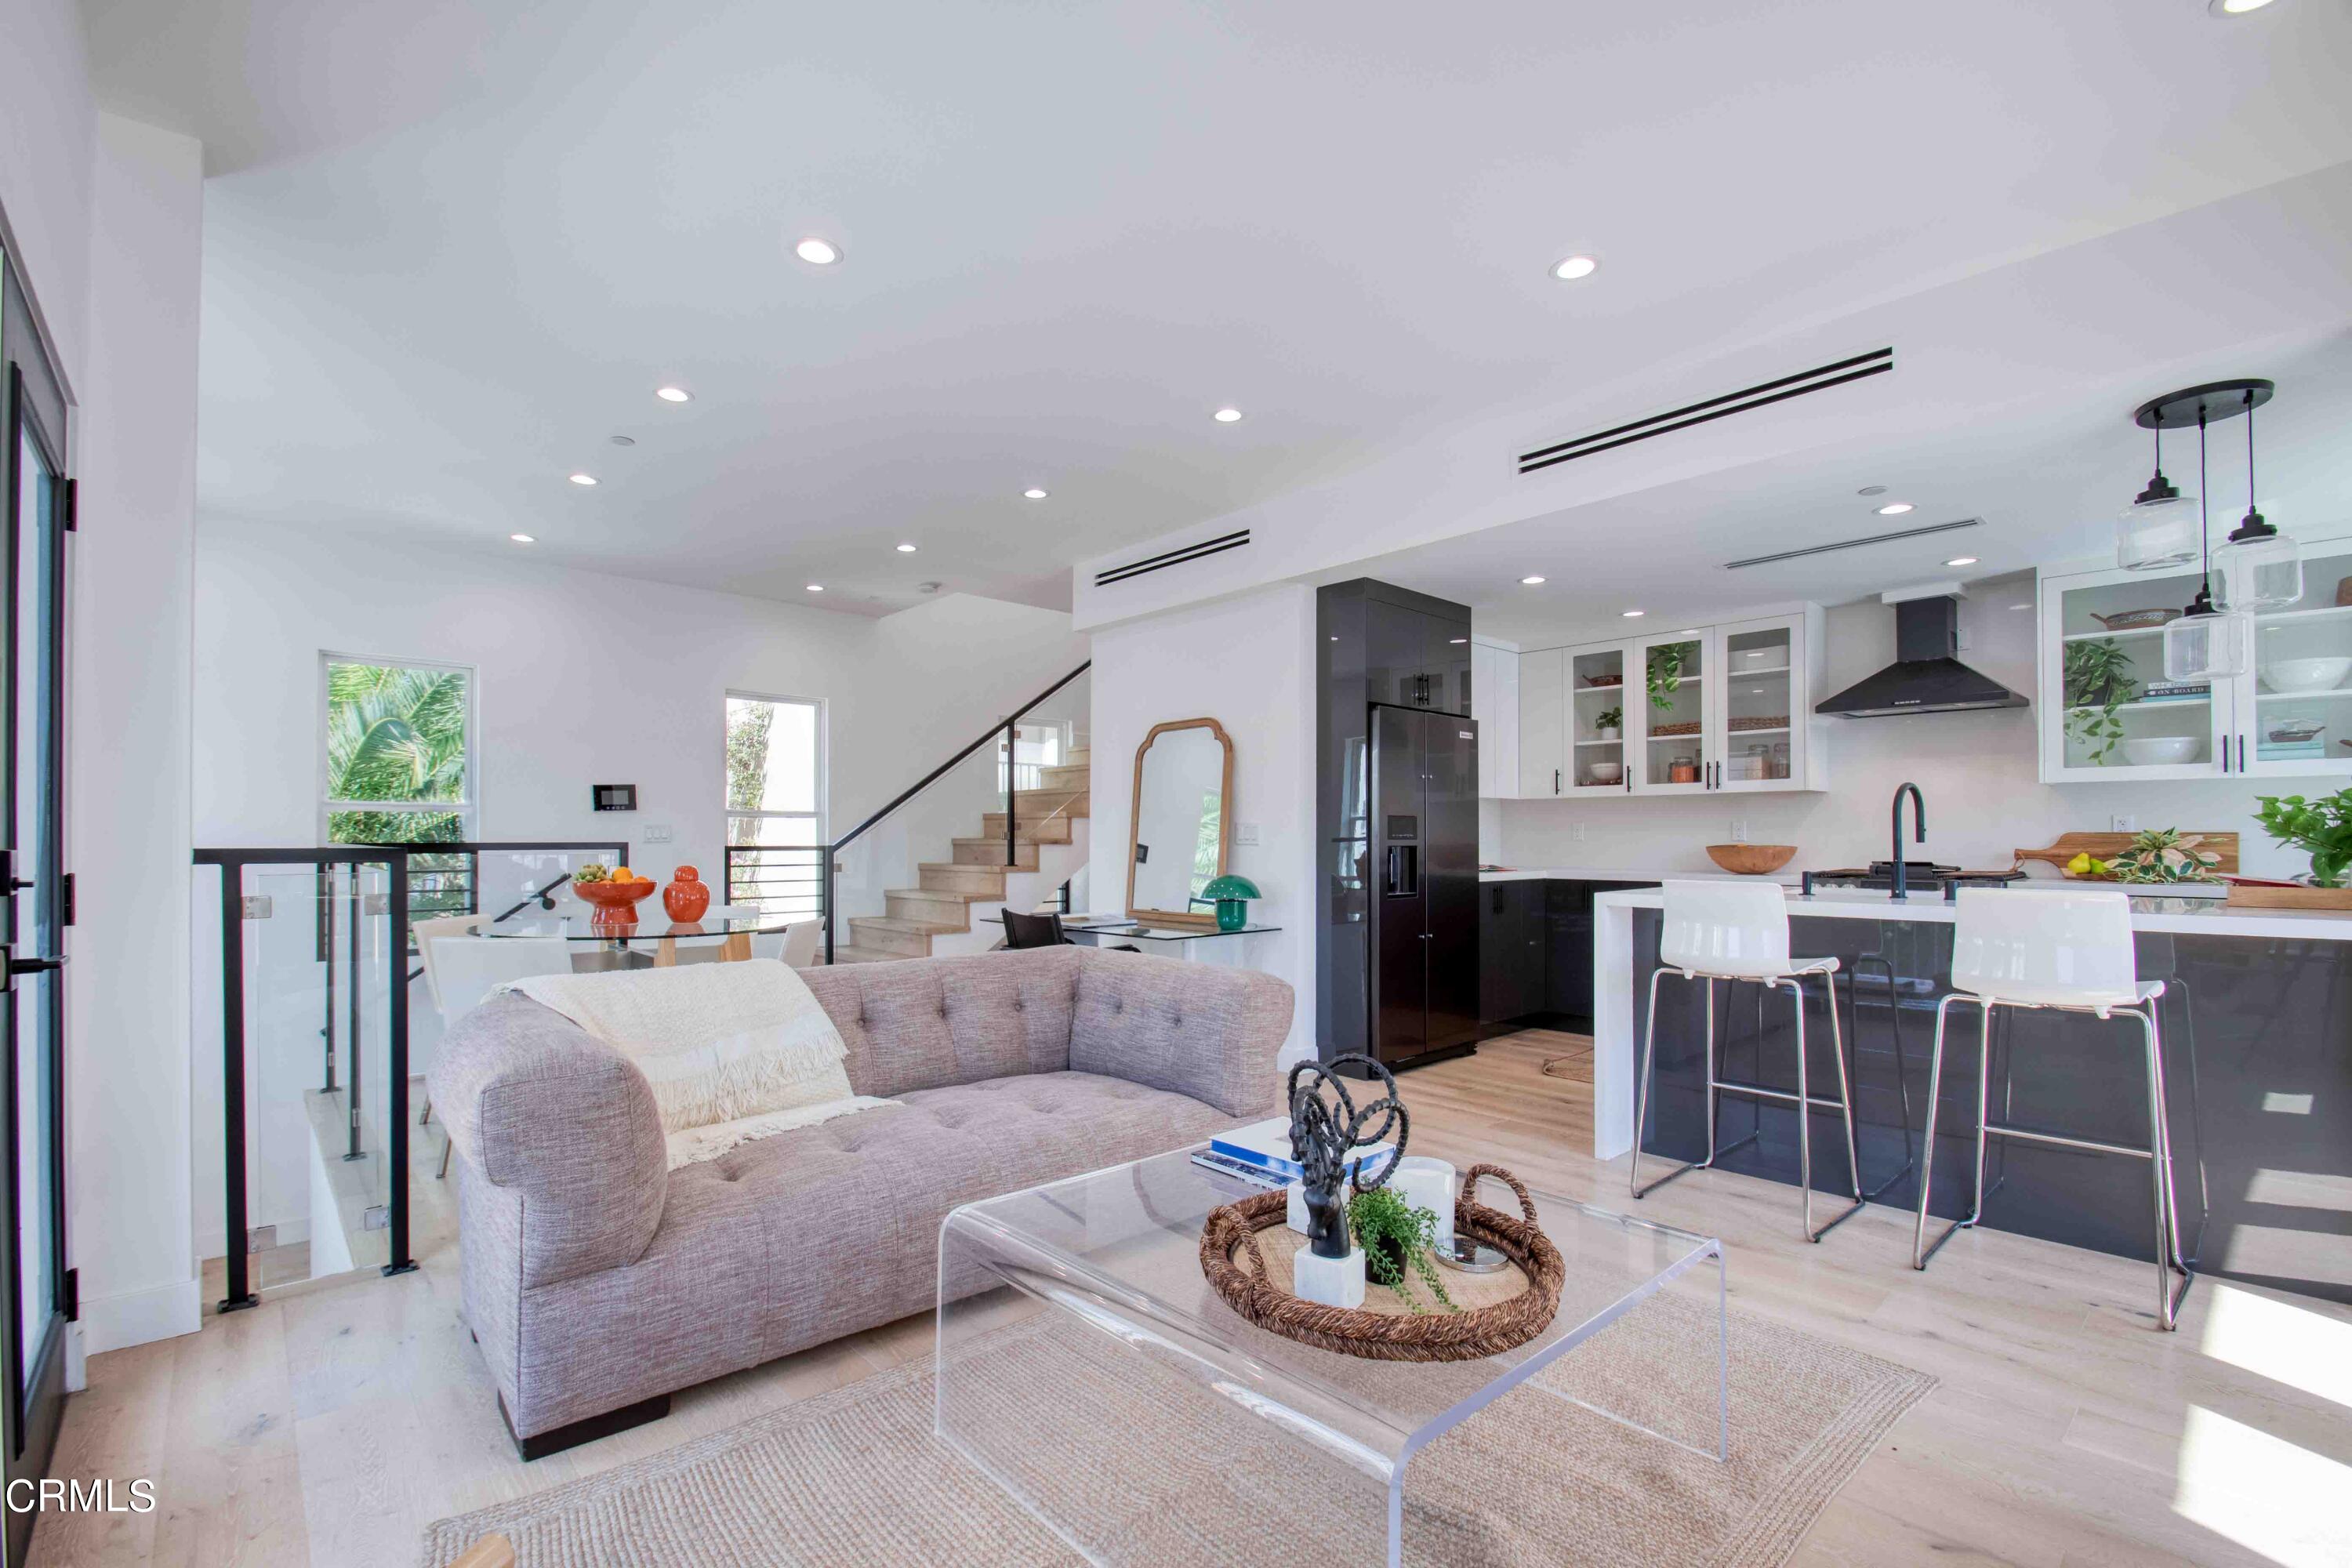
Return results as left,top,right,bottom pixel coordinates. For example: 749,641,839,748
1201,873,1262,932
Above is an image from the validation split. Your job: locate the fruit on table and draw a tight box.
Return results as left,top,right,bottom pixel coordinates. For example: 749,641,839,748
575,862,611,884
2064,851,2113,877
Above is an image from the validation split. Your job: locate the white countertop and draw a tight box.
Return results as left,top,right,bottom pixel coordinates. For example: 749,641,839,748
1593,884,2352,941
1479,865,1803,887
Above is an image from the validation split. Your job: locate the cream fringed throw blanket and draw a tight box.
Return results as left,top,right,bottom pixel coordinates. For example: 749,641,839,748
499,960,895,1169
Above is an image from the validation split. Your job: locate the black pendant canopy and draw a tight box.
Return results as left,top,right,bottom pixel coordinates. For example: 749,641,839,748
2134,378,2273,430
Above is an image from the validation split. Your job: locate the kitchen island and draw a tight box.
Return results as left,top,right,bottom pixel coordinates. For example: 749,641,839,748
1592,886,2352,1305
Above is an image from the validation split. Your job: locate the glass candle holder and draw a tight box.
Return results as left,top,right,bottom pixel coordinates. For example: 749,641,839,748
1389,1155,1457,1249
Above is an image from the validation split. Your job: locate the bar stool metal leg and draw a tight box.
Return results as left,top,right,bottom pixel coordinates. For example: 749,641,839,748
1845,956,1916,1202
1912,993,1973,1269
2137,1001,2194,1330
1633,967,1759,1203
1632,964,1671,1199
1780,971,1864,1243
2167,975,2211,1265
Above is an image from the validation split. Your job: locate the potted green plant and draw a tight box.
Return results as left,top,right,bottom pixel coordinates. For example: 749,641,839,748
2062,638,2138,766
2105,829,2220,884
1345,1185,1456,1315
1646,644,1687,712
2254,789,2352,887
1595,705,1621,740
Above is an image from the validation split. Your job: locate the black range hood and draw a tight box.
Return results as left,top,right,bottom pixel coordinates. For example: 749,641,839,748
1814,595,2029,718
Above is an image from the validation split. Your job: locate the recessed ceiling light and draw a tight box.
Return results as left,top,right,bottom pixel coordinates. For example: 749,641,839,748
896,543,918,553
1621,609,1646,618
1023,488,1049,500
1213,407,1243,423
1552,255,1599,281
794,237,840,265
1857,485,1888,497
609,434,636,446
1945,556,1980,568
2209,0,2275,15
509,533,535,544
1875,501,1913,516
1520,575,1546,586
655,386,692,403
804,583,824,592
568,473,597,486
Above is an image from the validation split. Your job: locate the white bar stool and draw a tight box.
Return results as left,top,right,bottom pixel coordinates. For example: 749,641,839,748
1914,888,2192,1330
1632,880,1864,1242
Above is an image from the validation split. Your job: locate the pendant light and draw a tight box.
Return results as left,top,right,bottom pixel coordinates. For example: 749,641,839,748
2115,419,2199,571
2211,380,2300,611
2161,401,2249,683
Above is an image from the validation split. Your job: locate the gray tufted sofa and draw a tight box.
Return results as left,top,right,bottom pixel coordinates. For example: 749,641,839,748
427,944,1293,1457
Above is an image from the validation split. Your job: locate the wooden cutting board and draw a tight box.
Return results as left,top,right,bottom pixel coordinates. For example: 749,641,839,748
2013,832,2239,877
2224,882,2352,911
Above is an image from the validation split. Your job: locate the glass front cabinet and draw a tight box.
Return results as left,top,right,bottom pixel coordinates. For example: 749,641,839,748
1514,606,1827,797
2038,536,2352,784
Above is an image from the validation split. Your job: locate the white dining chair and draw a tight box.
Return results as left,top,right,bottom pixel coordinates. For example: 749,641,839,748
775,920,819,967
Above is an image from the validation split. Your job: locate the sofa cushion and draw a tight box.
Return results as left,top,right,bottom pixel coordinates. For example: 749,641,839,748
799,948,1086,1097
646,1072,1240,1367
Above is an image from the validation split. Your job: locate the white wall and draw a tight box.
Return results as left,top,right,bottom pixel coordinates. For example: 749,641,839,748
193,521,1089,855
1497,575,2314,879
0,0,96,387
69,115,205,1353
1090,584,1316,1065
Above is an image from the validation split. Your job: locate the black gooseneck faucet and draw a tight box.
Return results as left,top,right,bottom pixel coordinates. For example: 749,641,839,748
1890,782,1926,902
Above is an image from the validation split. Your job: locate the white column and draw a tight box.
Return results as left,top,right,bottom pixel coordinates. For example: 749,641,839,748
67,113,205,1354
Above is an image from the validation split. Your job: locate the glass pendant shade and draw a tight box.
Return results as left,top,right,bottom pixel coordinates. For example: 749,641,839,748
2115,486,2201,571
2212,518,2303,612
2161,607,2250,682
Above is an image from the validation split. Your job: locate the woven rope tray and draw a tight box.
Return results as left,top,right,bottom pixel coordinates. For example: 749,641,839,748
1198,1164,1564,1362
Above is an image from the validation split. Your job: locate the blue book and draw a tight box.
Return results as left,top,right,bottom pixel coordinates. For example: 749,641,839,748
1210,1116,1396,1184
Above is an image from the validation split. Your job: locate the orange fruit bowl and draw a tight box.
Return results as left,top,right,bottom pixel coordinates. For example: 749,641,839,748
574,878,657,920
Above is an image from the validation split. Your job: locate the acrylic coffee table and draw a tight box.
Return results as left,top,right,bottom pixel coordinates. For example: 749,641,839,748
935,1145,1726,1568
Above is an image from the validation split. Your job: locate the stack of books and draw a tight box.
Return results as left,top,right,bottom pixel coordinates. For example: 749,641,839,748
1190,1116,1399,1191
2139,681,2212,705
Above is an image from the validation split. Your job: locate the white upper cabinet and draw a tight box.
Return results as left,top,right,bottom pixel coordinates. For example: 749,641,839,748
1497,606,1828,797
1470,637,1519,797
2038,535,2352,784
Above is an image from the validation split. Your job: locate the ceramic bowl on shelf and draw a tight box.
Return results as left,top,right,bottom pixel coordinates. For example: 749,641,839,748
1586,761,1624,785
2090,608,2180,632
2121,736,2202,766
2261,657,2352,694
1705,844,1797,875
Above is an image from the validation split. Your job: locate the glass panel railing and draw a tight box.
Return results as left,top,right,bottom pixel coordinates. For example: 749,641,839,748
824,666,1090,962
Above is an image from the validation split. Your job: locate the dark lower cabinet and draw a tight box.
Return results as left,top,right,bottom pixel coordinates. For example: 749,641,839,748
1479,880,1546,1025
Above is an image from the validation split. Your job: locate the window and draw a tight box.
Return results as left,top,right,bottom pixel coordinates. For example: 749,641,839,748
725,693,824,915
322,655,475,846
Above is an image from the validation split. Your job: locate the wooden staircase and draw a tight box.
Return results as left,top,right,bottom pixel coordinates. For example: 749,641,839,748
830,753,1091,964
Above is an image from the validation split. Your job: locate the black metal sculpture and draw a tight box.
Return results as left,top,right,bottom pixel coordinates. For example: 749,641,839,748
1287,1054,1408,1260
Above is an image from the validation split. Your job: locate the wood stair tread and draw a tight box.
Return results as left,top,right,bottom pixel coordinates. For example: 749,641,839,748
888,885,993,903
847,915,966,935
826,945,908,964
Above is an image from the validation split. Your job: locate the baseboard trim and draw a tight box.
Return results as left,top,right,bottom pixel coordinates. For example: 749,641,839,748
80,1275,202,1355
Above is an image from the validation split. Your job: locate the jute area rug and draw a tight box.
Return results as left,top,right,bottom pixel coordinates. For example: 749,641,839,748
423,1297,1933,1567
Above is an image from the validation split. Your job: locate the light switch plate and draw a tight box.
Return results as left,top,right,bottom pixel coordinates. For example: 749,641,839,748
1233,822,1261,847
642,822,673,844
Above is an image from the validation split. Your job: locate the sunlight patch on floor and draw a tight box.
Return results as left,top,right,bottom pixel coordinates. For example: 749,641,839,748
2244,1167,2352,1213
2198,1284,2352,1413
2220,1225,2352,1290
2172,1405,2352,1568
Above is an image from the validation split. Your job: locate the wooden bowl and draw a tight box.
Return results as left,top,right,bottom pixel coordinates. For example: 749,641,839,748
1705,844,1797,875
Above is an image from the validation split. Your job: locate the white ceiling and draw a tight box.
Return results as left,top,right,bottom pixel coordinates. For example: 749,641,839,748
83,0,2352,616
1359,327,2352,647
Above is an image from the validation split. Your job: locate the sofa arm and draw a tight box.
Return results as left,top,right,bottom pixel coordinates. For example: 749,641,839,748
1066,951,1293,1118
426,993,669,1289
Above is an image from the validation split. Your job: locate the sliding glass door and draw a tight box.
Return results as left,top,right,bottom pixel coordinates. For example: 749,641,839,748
1,254,72,1564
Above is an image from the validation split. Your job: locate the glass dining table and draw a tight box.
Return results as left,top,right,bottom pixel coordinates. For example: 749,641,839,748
467,905,803,967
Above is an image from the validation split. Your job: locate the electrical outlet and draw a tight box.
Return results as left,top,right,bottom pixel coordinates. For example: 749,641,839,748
641,822,673,844
1730,819,1751,842
1233,822,1261,847
1572,821,1587,843
2111,815,2136,833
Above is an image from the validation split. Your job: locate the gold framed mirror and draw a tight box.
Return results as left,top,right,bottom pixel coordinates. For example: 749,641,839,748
1127,717,1234,925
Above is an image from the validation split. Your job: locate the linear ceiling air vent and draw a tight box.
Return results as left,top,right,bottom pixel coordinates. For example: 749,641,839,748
1724,517,1980,571
1517,347,1893,475
1093,528,1250,587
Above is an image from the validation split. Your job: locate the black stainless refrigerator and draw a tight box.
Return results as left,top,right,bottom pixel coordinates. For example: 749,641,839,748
1368,704,1480,1069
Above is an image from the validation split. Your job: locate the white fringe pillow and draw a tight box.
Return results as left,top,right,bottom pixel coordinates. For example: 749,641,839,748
500,959,855,1133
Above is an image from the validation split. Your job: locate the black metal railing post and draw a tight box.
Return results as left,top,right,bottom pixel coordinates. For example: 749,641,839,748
218,863,257,1313
1004,718,1018,872
385,849,414,1277
344,867,364,1160
319,866,337,1093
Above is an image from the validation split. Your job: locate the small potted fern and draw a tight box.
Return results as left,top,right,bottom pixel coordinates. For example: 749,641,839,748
1347,1186,1457,1314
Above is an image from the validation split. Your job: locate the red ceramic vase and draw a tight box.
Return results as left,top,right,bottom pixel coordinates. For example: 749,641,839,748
664,866,711,923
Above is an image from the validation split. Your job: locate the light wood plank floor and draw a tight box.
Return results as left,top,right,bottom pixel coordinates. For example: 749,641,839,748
35,1030,2352,1566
